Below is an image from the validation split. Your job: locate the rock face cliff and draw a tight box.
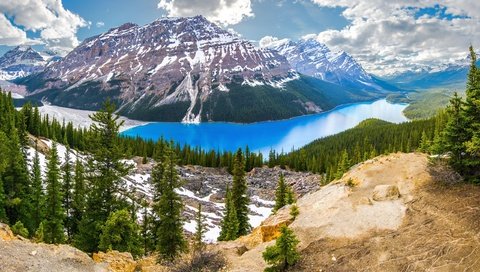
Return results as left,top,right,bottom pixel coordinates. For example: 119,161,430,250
19,16,383,123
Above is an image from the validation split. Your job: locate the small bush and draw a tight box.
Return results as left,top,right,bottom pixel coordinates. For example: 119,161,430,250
290,205,299,220
172,251,226,272
11,221,29,237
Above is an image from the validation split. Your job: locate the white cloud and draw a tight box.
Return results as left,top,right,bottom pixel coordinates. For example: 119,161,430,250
0,0,87,53
158,0,253,26
310,0,480,75
96,21,105,28
259,36,279,48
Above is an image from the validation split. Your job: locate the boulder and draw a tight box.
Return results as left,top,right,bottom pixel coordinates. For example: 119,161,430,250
93,251,137,272
237,206,293,249
372,185,401,201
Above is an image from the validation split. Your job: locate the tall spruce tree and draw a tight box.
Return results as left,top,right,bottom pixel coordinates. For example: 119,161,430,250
152,146,187,262
273,173,287,213
193,203,207,253
0,131,8,222
31,145,45,231
463,46,480,178
218,186,239,241
62,146,73,241
335,150,350,180
231,148,250,236
75,100,131,252
3,125,33,232
71,156,85,237
43,141,65,244
442,92,469,172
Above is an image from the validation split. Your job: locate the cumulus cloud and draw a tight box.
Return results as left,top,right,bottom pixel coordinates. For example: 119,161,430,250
0,0,87,53
259,36,279,48
310,0,480,75
158,0,253,26
96,21,105,28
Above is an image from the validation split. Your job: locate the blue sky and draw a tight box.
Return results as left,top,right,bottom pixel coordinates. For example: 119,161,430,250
0,0,479,75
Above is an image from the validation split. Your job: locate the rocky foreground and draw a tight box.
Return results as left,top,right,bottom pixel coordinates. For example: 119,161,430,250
218,153,480,271
1,152,479,271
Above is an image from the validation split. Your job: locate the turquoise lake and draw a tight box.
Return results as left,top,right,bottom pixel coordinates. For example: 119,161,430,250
121,99,408,155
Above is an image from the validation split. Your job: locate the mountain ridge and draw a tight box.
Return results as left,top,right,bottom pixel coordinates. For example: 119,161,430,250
16,16,387,123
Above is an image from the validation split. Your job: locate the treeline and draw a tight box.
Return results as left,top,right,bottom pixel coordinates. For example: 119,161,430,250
271,116,445,181
8,93,263,172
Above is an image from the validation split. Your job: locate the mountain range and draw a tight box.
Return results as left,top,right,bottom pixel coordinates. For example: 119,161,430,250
7,16,402,123
382,58,479,90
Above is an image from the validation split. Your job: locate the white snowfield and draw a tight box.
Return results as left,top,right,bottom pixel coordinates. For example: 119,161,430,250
27,139,273,243
36,104,146,132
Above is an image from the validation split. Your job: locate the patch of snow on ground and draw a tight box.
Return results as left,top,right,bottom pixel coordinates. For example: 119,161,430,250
37,104,147,132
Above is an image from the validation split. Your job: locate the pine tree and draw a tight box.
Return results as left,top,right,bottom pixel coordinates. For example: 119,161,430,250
0,131,9,222
231,148,250,236
262,226,300,272
11,221,29,237
418,130,431,153
75,100,131,252
193,203,207,253
31,145,45,231
218,186,239,241
335,150,350,180
3,126,33,232
285,186,295,205
442,92,469,173
71,156,85,237
463,46,480,178
273,173,287,212
43,141,65,244
62,146,73,241
289,205,299,220
98,209,143,258
152,147,187,262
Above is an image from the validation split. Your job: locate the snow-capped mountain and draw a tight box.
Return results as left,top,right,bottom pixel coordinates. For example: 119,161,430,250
264,38,392,92
383,57,480,90
0,46,46,80
20,16,384,123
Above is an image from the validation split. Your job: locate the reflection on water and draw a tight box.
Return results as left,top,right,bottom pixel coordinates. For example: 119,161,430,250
121,99,408,155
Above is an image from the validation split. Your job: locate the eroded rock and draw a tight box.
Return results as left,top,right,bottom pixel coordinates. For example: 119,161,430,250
372,184,401,201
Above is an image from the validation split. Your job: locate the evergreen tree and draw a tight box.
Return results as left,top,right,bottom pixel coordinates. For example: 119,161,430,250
152,147,187,262
231,148,250,236
463,46,480,178
98,209,143,258
289,205,299,220
75,100,131,252
262,226,300,272
273,173,287,212
43,141,65,244
218,186,239,241
335,150,350,180
193,203,207,253
0,132,9,222
11,221,29,237
31,145,45,231
62,146,74,241
3,126,33,232
71,156,85,237
418,130,431,153
285,186,295,205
